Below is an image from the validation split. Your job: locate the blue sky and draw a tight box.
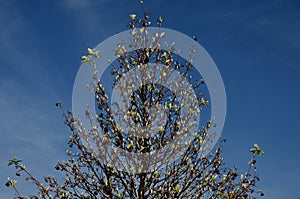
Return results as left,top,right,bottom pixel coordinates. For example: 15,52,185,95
0,0,299,198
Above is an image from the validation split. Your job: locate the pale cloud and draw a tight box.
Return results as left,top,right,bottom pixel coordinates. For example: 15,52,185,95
63,0,91,8
0,3,68,197
0,2,26,61
63,0,110,9
0,4,61,100
60,0,127,44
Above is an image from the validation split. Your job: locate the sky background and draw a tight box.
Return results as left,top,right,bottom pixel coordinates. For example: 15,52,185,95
0,0,299,198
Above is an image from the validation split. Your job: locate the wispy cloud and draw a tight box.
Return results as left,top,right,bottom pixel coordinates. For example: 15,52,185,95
0,2,25,62
61,0,112,41
0,2,69,197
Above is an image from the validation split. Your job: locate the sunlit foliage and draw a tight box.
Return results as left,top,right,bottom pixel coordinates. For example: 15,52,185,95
6,2,264,198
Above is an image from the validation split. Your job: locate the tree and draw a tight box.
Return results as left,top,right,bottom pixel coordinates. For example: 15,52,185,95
6,3,264,199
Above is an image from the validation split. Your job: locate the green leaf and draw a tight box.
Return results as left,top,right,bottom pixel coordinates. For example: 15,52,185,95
81,55,88,63
250,144,264,155
8,157,22,167
129,14,136,21
94,50,100,58
154,170,160,178
174,184,180,192
87,48,93,55
211,175,218,182
254,150,264,155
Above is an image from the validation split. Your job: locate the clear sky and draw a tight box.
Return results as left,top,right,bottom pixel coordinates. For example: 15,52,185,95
0,0,299,198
